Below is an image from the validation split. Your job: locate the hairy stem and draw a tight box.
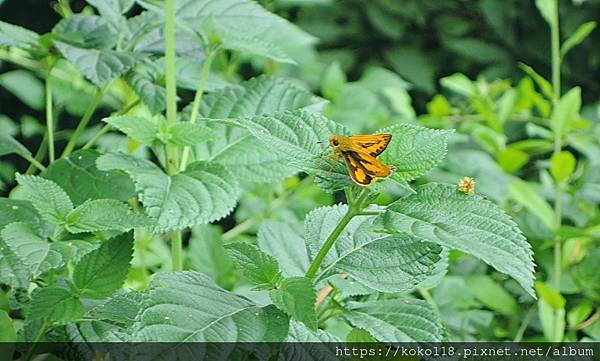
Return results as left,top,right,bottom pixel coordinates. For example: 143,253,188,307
61,87,106,158
45,68,55,163
179,49,216,171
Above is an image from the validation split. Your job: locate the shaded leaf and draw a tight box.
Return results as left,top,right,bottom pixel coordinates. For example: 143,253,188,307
225,242,281,288
0,133,30,157
0,20,39,48
53,14,118,49
15,174,73,225
28,287,84,324
258,220,309,277
270,277,317,330
65,199,149,233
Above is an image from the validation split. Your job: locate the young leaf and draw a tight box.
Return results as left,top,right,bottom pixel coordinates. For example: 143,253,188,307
44,149,135,205
0,133,30,157
508,179,557,230
53,14,118,49
0,20,39,48
225,242,281,288
550,150,576,184
379,124,453,183
55,42,138,86
132,271,286,342
375,183,536,298
97,153,239,233
270,277,317,330
466,275,518,315
305,205,444,293
561,21,596,57
344,298,443,342
258,220,309,277
73,231,134,299
15,174,73,225
65,199,148,233
550,87,581,139
167,122,213,146
28,287,84,324
1,222,63,277
519,63,554,100
103,115,159,145
104,116,211,147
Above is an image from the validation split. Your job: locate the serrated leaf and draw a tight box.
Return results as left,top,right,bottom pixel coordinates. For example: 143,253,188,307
53,14,118,49
305,205,443,293
0,133,30,157
55,41,138,86
0,237,31,289
28,287,84,324
97,153,238,233
212,25,294,63
86,0,135,25
196,76,325,183
44,149,135,205
270,277,316,330
344,298,443,342
126,72,166,114
1,222,63,277
103,115,159,145
167,122,213,146
132,271,287,341
73,231,133,299
327,276,375,298
258,220,309,277
15,174,73,225
508,179,557,230
375,183,536,297
0,20,39,48
380,124,453,183
225,242,281,288
65,199,148,233
88,291,143,328
286,320,341,342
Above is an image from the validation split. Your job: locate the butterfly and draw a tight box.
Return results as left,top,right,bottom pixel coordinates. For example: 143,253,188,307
326,133,396,186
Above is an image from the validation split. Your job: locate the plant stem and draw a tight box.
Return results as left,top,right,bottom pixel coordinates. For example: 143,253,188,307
24,321,49,361
514,306,535,342
26,134,48,174
171,230,183,271
82,99,141,150
19,152,46,172
45,69,55,163
61,87,106,158
551,0,561,111
306,188,370,279
179,50,216,171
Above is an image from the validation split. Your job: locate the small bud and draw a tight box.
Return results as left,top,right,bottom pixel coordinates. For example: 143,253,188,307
458,176,476,195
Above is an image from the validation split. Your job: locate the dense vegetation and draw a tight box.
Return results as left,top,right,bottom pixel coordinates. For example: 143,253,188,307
0,0,599,359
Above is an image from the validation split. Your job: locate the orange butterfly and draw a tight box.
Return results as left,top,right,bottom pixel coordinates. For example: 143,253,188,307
327,133,396,186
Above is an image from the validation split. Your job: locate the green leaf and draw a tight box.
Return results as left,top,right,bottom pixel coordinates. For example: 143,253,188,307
15,174,73,225
496,146,530,174
270,276,317,330
167,122,213,146
225,242,281,288
375,183,536,298
126,72,166,114
73,231,133,299
88,290,143,328
104,116,211,147
196,76,325,183
385,47,435,93
28,287,84,324
65,199,148,233
508,179,557,230
321,61,347,100
519,63,554,100
561,21,596,57
466,275,518,315
286,319,341,342
103,115,158,145
0,70,45,110
132,271,288,341
1,222,63,278
0,237,31,289
53,14,118,49
97,153,239,233
55,41,138,86
188,225,234,288
344,298,443,342
0,133,30,157
440,73,475,97
44,149,135,205
539,298,565,341
0,20,39,48
258,220,309,277
535,0,556,25
305,205,443,293
0,310,16,342
346,328,376,342
550,150,576,184
0,199,39,230
535,282,565,310
86,0,135,25
380,124,453,183
550,87,581,138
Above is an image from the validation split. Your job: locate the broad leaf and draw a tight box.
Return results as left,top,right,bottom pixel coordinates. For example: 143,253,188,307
28,287,84,324
73,231,133,299
97,153,238,233
0,199,39,230
86,0,135,25
53,14,118,49
1,222,63,278
0,237,31,289
88,290,143,328
225,242,281,288
104,116,211,147
284,321,341,359
375,183,536,297
188,225,234,288
270,277,317,330
258,220,308,277
0,133,30,157
55,41,138,86
44,149,135,205
167,122,213,146
344,298,443,342
132,271,288,342
103,115,158,145
0,20,39,48
305,205,444,293
126,72,166,114
15,174,73,225
65,199,148,233
196,76,325,183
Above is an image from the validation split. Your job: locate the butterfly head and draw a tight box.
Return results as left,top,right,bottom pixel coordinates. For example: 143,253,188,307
328,135,341,148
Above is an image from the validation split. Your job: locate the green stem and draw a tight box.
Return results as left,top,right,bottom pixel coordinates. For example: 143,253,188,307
306,188,370,279
171,230,183,272
165,0,177,126
179,50,217,171
19,152,46,172
83,99,141,150
514,306,535,342
26,134,48,174
61,87,106,158
551,0,561,111
45,68,55,163
24,321,49,361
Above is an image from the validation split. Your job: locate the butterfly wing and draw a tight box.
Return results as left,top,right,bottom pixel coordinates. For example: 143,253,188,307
340,149,392,186
348,133,392,157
